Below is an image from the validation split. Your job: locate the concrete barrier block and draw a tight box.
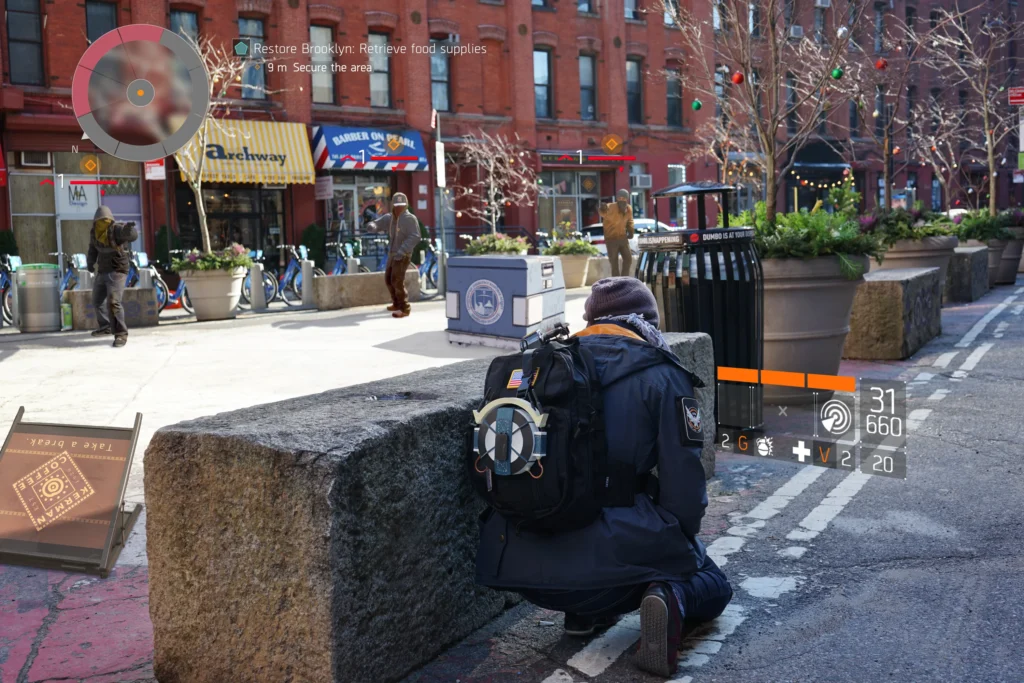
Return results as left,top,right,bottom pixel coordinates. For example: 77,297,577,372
586,257,611,285
844,268,941,361
945,246,989,303
314,267,421,311
144,333,714,683
62,287,159,330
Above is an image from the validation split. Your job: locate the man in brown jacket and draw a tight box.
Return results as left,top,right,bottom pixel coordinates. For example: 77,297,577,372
369,192,420,318
599,189,635,277
86,205,138,347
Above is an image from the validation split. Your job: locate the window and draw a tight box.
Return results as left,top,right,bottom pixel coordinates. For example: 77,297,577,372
818,92,828,135
930,87,941,133
625,0,639,20
534,50,552,119
532,0,547,6
7,0,44,85
664,0,679,25
849,100,860,135
931,176,942,211
627,58,643,124
1010,40,1018,86
875,85,885,137
667,68,683,127
786,73,796,134
368,33,391,108
239,18,266,99
170,10,199,42
431,38,451,112
712,0,722,30
749,2,761,36
906,85,916,136
785,0,794,27
579,55,596,121
309,26,335,104
814,8,825,42
905,7,916,37
929,10,939,30
874,4,885,52
715,69,726,122
86,1,117,43
578,0,594,12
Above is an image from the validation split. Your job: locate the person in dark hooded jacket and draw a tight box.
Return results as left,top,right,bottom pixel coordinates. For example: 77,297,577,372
475,276,733,678
86,205,138,347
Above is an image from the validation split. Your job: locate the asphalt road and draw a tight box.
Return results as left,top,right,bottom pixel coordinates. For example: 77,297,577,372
406,281,1024,683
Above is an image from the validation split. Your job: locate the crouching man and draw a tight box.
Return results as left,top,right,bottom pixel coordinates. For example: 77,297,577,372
474,277,733,677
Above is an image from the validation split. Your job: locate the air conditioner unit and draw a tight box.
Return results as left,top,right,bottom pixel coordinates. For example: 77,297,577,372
814,0,831,7
20,151,51,168
631,174,653,189
789,25,804,38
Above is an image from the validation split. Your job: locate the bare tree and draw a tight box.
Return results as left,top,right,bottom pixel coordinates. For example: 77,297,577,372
661,0,865,223
908,97,972,210
175,36,278,253
449,131,538,234
924,5,1022,215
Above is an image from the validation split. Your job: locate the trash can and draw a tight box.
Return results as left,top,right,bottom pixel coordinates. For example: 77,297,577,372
446,255,565,349
638,182,764,430
16,264,62,333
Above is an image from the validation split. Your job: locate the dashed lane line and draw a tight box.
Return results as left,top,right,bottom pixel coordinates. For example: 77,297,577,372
994,321,1009,338
907,408,933,432
1013,304,1023,316
785,471,871,542
928,388,950,401
932,351,959,369
541,670,576,683
566,615,641,677
956,295,1018,348
674,603,747,672
950,343,995,380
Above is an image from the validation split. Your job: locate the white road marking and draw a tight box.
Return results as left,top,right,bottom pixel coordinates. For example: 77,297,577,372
739,576,803,599
779,546,808,559
541,670,576,683
786,471,871,541
960,343,994,372
1013,304,1024,316
725,520,766,538
1017,287,1024,294
741,466,827,521
994,321,1009,338
912,372,935,382
566,614,640,677
675,603,747,671
927,389,950,401
907,408,933,432
705,535,746,568
932,351,959,369
956,296,1017,347
671,676,694,683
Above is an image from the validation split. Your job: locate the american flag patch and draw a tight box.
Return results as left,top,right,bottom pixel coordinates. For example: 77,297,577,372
507,370,525,389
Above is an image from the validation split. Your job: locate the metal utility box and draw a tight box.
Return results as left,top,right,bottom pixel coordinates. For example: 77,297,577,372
16,264,61,333
640,181,764,430
446,255,565,348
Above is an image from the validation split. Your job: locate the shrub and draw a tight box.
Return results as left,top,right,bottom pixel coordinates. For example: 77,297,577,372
0,230,18,257
543,239,600,256
732,202,884,278
956,211,1013,242
463,232,529,256
870,208,954,247
301,223,326,269
173,244,253,272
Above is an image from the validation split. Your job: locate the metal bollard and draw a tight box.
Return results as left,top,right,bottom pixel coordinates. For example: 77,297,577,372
249,263,267,311
300,259,314,307
346,257,360,274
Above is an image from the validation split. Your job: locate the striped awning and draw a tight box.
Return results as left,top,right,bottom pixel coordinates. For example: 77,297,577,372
175,120,316,185
312,125,429,172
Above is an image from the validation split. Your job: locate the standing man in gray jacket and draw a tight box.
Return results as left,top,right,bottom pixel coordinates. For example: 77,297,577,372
368,192,419,318
86,205,138,347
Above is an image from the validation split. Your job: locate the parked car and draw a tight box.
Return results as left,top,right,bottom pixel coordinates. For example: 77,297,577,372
580,218,676,255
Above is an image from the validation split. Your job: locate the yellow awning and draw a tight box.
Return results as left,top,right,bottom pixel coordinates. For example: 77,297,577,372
175,120,315,185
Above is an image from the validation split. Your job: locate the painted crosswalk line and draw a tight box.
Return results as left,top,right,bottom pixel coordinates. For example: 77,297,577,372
956,296,1017,347
566,614,641,677
786,471,871,541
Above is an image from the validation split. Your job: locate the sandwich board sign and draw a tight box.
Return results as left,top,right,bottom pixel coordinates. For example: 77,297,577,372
0,408,142,577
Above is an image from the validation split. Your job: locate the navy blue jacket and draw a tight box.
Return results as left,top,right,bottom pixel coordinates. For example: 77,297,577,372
475,325,709,590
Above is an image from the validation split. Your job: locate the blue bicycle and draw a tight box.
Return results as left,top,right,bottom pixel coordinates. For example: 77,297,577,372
49,252,84,293
278,245,325,305
238,249,280,308
1,254,20,325
418,240,440,291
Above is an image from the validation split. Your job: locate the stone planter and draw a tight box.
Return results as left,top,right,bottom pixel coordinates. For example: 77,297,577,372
557,254,591,288
762,256,868,405
872,235,958,302
586,257,611,286
996,226,1024,284
964,239,1008,288
179,268,245,321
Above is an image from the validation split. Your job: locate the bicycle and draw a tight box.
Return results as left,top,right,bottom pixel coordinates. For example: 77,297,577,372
1,254,21,325
277,245,325,306
238,249,280,308
357,236,389,274
126,251,171,311
48,252,84,293
324,241,358,276
418,240,441,291
164,250,195,315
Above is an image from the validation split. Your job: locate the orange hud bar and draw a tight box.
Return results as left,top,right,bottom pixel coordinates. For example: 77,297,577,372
717,367,857,392
759,370,805,388
806,373,857,393
717,366,759,383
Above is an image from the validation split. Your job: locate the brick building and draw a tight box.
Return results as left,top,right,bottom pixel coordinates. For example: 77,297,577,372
0,0,1016,264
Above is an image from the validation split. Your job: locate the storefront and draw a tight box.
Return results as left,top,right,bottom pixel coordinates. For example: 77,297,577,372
311,126,429,239
173,120,315,256
536,153,620,236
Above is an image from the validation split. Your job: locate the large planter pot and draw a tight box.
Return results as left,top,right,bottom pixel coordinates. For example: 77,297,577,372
557,254,592,288
872,235,958,301
964,239,1008,288
762,255,868,405
179,268,246,321
996,226,1024,283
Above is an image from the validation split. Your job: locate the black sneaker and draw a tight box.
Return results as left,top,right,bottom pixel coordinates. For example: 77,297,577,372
91,328,112,337
636,583,683,677
113,336,127,348
563,613,619,637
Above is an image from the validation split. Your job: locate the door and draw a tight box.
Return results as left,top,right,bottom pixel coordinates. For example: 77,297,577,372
330,188,356,238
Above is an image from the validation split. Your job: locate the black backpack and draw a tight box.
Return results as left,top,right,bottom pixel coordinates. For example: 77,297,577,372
468,325,645,534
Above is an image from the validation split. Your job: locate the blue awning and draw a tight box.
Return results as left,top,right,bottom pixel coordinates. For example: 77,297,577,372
312,125,429,172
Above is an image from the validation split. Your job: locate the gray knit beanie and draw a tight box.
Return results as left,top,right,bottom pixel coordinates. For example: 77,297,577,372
584,277,659,326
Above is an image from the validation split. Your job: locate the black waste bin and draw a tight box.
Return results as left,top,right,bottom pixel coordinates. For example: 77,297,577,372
636,182,763,430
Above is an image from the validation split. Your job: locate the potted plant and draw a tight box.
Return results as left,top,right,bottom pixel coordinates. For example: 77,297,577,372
869,206,959,297
172,245,251,321
995,209,1024,284
543,239,600,289
463,233,530,256
955,212,1011,288
735,194,884,405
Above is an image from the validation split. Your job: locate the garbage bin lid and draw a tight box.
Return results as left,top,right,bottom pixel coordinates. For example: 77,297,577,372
20,263,59,269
